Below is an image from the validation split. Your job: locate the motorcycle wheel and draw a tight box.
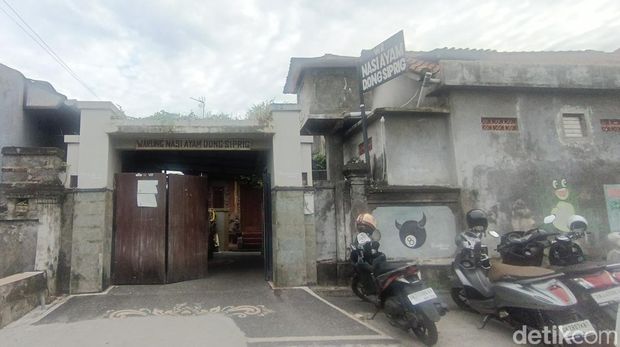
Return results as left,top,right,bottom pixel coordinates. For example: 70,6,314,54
450,287,473,312
351,274,371,302
410,314,438,346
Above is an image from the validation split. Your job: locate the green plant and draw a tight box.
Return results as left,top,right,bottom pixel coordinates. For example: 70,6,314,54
312,153,326,170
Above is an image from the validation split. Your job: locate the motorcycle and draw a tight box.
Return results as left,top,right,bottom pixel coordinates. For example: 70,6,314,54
451,221,597,345
498,215,620,331
350,230,447,346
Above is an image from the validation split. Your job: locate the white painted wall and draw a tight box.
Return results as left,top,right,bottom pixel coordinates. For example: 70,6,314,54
270,104,303,187
64,135,79,188
68,102,120,189
301,136,313,186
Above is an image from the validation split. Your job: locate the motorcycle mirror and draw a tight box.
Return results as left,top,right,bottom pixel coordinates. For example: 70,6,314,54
543,215,556,224
488,230,500,238
371,229,382,242
356,232,371,245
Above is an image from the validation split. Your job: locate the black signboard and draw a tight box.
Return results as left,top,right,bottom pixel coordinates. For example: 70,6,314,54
360,31,407,92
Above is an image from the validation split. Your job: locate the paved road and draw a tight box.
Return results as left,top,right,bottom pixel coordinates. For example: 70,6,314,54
1,253,394,346
0,252,523,346
316,289,522,346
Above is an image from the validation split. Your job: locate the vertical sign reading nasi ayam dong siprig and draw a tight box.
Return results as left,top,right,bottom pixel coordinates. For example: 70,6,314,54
360,30,407,92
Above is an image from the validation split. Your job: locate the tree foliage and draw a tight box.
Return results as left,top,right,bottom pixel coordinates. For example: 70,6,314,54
245,99,273,123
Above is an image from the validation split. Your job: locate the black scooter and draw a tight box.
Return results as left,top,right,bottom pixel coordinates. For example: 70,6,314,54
350,230,447,346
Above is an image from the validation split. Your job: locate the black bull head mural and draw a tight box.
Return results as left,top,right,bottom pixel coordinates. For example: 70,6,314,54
395,213,427,249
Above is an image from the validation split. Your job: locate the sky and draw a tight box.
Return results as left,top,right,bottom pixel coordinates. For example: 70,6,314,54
1,0,619,118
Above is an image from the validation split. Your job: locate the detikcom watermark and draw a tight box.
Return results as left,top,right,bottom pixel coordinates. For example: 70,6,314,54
513,325,617,345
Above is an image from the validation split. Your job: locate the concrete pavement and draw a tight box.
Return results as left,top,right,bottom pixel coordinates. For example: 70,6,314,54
316,289,522,346
0,252,524,346
0,252,395,346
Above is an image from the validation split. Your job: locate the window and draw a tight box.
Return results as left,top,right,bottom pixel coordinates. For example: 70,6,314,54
302,172,308,186
562,113,586,138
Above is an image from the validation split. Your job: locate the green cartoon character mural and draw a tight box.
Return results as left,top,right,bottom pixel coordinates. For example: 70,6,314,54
551,178,575,232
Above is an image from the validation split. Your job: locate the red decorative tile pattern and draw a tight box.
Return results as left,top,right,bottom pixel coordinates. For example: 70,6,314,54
481,117,519,131
601,119,620,132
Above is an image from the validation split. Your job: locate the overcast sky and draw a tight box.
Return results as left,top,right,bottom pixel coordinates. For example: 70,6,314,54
1,0,619,117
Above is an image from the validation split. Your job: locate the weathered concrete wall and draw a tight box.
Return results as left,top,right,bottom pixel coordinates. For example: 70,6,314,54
0,271,46,328
343,119,385,182
384,113,456,186
0,147,66,294
0,221,37,278
70,190,113,293
313,183,338,262
57,193,74,294
298,68,359,118
441,60,620,90
0,65,29,160
33,198,62,295
450,89,620,257
303,190,317,285
272,189,307,287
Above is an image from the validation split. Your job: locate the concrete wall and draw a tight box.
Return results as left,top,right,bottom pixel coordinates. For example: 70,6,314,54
0,65,30,157
384,114,456,186
70,190,113,293
269,104,315,286
33,198,62,294
272,189,308,286
0,147,66,294
0,221,37,278
313,183,338,262
343,119,385,181
440,60,620,90
72,102,120,189
297,68,359,118
450,89,620,256
0,272,46,328
270,104,303,187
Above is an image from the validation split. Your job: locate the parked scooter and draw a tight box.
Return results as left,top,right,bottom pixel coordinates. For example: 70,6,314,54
451,209,596,344
350,213,447,346
498,214,620,331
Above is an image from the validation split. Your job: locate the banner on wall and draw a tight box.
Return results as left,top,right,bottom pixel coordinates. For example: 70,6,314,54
605,184,620,233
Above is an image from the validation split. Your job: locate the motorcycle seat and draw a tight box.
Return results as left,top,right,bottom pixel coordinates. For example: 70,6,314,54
374,261,405,276
489,259,556,282
549,261,608,275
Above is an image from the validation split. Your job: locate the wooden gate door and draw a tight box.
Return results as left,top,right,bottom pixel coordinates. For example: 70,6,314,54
113,173,166,284
167,175,209,283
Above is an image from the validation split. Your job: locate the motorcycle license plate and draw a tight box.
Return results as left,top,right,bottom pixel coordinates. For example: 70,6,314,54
407,288,437,305
591,286,620,305
558,320,596,340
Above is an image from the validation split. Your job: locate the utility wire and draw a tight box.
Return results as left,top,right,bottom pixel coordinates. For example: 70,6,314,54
0,0,99,99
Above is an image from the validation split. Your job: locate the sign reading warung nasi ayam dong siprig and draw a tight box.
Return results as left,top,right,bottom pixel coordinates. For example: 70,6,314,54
360,30,407,92
136,138,252,150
